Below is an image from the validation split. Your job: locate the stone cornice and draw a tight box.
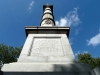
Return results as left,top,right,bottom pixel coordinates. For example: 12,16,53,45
25,26,70,38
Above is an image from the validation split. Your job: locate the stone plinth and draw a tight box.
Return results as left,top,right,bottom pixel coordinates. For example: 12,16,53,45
2,62,92,75
1,26,93,75
17,33,75,63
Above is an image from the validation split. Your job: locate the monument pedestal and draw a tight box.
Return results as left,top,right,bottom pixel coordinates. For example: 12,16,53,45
1,26,93,75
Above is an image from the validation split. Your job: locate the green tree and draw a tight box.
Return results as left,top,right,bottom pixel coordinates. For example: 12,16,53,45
77,53,100,69
0,43,22,69
95,57,100,68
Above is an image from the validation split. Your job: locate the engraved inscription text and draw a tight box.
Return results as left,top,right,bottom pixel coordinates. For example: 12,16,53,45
31,38,63,56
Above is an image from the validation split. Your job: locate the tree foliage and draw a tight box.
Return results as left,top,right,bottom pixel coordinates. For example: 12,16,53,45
77,53,100,69
0,43,22,69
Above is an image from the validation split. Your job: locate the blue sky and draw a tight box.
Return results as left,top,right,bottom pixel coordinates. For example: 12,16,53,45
0,0,100,60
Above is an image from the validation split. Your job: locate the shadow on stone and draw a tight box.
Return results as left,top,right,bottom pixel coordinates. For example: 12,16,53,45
53,62,92,75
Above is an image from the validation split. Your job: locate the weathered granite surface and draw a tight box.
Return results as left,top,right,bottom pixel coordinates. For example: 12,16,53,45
1,62,93,75
92,66,100,75
1,33,93,75
17,34,75,62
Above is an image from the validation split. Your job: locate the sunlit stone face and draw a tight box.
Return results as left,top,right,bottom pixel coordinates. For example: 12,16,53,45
41,19,54,26
31,38,64,56
44,10,52,14
42,14,53,20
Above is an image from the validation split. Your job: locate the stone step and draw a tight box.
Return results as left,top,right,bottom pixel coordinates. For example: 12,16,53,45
1,62,92,72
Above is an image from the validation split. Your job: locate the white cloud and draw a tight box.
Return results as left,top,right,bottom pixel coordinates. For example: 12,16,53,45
55,18,67,26
28,1,34,12
69,38,74,45
75,51,80,56
75,50,88,57
83,51,88,53
75,28,80,35
87,33,100,46
30,1,34,6
55,7,81,26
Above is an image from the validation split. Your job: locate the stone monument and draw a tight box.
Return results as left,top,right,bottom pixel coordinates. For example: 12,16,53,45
1,4,93,75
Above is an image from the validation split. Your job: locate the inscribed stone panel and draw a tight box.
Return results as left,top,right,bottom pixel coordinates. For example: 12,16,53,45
31,38,63,56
